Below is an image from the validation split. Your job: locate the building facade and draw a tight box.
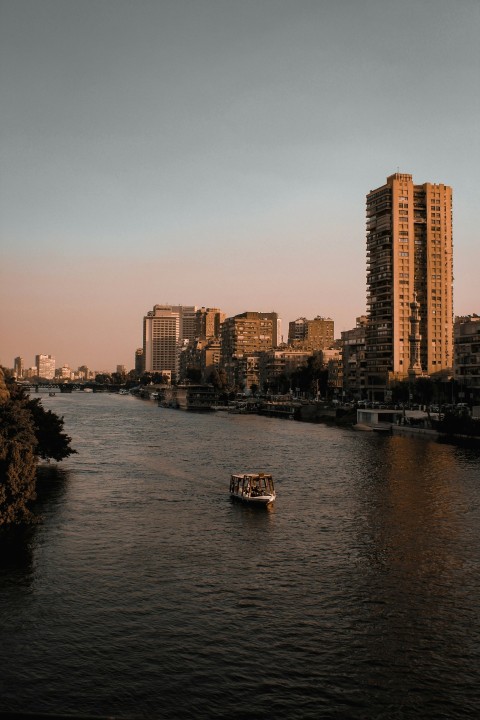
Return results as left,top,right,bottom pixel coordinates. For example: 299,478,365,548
454,315,480,400
365,173,453,399
143,305,181,376
195,307,225,341
288,316,334,349
341,316,367,399
220,311,279,388
259,348,313,392
35,354,55,380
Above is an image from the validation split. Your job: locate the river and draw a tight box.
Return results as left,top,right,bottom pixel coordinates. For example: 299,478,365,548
1,392,480,719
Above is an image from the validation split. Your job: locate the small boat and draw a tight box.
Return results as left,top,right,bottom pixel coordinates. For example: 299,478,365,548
229,473,276,506
49,392,56,397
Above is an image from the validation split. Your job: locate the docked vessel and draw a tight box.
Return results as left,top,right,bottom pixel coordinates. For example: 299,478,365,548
229,473,276,506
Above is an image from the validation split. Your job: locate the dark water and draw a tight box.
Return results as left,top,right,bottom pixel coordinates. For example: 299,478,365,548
1,393,480,719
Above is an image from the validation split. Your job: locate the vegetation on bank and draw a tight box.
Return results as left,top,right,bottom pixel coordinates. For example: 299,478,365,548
0,369,76,527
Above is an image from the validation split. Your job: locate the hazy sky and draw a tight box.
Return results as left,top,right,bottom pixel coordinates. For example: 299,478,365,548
1,0,479,371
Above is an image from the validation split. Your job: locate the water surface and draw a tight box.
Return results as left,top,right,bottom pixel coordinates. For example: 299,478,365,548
1,393,479,719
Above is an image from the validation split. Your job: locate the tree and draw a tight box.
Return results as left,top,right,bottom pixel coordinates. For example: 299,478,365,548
185,367,202,384
0,369,77,526
0,403,38,525
26,398,77,462
415,377,434,407
0,371,37,525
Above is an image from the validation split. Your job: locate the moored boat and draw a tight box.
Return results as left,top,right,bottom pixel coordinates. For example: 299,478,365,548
229,473,276,506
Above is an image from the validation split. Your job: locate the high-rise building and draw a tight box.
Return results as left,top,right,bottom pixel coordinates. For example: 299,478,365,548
142,305,200,377
143,305,181,376
365,173,453,399
35,354,55,379
195,307,225,340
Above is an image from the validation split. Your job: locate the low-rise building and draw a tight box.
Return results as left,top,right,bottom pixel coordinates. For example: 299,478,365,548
454,315,480,401
341,316,368,399
288,316,334,349
259,347,313,392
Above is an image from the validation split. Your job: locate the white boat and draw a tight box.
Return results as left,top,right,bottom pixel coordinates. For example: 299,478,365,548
229,473,276,506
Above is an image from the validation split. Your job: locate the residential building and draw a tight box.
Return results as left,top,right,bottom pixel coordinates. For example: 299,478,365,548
259,348,313,392
341,316,367,399
195,307,225,341
288,316,334,349
365,173,453,399
55,365,73,380
318,348,343,397
454,315,480,400
220,311,280,388
35,354,55,380
78,365,92,381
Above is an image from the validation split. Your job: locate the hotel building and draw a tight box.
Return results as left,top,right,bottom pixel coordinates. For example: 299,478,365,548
143,304,202,378
365,173,453,399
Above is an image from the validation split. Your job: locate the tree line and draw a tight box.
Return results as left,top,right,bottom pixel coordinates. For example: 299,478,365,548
0,368,76,526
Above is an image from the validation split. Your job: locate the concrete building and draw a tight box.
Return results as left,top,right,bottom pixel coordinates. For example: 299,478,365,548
454,315,480,401
195,307,225,341
143,305,201,377
220,311,280,388
365,173,453,399
288,316,334,349
341,316,367,399
78,365,92,381
259,348,313,392
143,305,181,376
35,354,55,380
55,365,73,380
318,348,343,397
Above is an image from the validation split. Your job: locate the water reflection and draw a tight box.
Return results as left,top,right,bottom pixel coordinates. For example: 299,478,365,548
0,464,69,580
351,435,478,717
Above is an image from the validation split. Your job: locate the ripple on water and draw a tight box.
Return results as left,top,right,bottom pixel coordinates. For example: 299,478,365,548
1,393,480,719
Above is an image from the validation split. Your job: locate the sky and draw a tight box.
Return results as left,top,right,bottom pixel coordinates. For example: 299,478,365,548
1,0,479,371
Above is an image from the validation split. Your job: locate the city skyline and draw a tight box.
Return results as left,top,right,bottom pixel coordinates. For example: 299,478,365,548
1,0,479,369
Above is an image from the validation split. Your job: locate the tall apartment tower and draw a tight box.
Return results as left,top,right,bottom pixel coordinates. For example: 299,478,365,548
365,173,453,398
35,354,55,379
195,307,226,340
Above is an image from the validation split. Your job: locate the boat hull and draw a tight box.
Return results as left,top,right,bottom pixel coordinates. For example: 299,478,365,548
230,493,275,506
